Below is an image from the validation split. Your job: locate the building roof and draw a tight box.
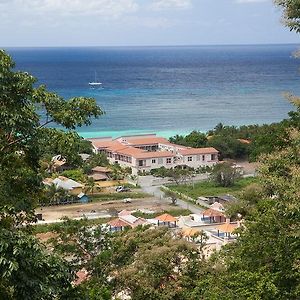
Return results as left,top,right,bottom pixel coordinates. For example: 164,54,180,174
115,147,175,159
88,173,108,181
155,213,177,223
210,202,225,212
178,147,218,156
202,208,225,218
120,214,139,224
52,176,83,190
126,136,172,146
74,269,90,286
118,210,132,217
108,218,130,228
217,223,238,233
92,166,111,173
134,151,176,159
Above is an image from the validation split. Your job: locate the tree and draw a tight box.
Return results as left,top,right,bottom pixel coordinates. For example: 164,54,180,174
0,50,103,211
210,162,241,187
275,0,300,33
163,189,178,205
0,50,103,298
84,177,98,194
0,207,75,300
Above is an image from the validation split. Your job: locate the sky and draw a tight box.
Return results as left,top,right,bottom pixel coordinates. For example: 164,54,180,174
0,0,299,47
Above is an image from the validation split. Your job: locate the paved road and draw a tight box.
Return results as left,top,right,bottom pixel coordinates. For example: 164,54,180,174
139,176,204,215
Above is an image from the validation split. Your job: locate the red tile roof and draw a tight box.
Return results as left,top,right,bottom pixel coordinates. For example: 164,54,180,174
178,147,218,156
126,136,172,146
92,166,111,173
134,151,176,159
202,208,225,217
155,213,177,222
217,223,238,233
108,218,130,228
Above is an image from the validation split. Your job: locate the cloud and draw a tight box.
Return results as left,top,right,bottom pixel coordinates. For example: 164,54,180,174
2,0,139,17
150,0,192,11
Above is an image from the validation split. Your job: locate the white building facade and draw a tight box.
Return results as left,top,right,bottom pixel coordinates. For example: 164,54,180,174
88,134,218,175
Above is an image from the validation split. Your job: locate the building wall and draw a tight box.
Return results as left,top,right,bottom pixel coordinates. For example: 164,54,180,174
134,156,176,174
180,153,218,168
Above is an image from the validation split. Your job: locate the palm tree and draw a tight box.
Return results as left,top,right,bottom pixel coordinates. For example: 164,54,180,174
84,177,96,194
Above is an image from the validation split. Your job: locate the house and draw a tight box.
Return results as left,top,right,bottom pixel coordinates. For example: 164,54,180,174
77,192,89,203
44,176,84,195
89,166,111,181
88,134,219,175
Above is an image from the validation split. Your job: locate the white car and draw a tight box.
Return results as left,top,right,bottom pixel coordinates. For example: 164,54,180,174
123,198,132,203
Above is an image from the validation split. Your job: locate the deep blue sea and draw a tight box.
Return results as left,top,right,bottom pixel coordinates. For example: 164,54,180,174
5,44,300,138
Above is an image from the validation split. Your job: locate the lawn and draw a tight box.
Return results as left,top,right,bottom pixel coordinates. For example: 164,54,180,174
168,177,259,200
89,191,150,202
132,208,192,219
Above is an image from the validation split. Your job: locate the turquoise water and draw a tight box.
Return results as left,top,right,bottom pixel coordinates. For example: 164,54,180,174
6,44,300,138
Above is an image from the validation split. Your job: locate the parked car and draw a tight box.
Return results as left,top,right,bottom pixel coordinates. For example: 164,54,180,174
116,186,131,193
123,198,132,203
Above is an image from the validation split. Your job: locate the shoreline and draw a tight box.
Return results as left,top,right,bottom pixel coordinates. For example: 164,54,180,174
78,129,192,139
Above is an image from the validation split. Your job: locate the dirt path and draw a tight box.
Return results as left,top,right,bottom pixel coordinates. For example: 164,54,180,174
36,197,177,223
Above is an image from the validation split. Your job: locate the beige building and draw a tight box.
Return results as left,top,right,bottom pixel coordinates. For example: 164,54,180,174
88,134,218,175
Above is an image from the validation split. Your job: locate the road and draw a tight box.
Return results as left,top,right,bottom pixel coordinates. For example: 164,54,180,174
139,176,204,215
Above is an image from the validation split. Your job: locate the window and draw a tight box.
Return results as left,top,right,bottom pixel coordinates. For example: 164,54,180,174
196,155,201,161
202,155,205,161
138,160,145,167
211,154,216,161
152,159,156,164
166,158,172,164
158,158,163,164
188,156,192,162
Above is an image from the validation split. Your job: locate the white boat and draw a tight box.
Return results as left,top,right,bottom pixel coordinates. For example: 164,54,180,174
89,71,102,87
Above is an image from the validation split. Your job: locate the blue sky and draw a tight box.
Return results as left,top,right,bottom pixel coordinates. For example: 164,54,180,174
0,0,298,46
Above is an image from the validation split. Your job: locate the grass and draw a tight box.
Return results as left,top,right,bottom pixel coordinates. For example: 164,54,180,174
89,191,150,202
132,208,192,219
168,177,259,200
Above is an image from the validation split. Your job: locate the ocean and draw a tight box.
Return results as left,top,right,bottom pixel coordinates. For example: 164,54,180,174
5,44,300,138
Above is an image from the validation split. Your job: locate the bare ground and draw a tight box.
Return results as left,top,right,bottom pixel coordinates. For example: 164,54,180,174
36,197,177,223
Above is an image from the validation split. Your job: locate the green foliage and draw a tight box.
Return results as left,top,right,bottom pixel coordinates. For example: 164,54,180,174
275,0,300,33
82,153,109,174
151,167,193,184
208,134,249,159
169,130,207,148
0,50,103,211
89,191,149,202
169,177,258,199
61,169,86,182
39,129,91,167
0,50,103,298
0,208,75,299
132,209,192,219
210,162,242,187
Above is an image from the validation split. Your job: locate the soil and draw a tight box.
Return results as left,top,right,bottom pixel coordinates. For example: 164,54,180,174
36,197,176,223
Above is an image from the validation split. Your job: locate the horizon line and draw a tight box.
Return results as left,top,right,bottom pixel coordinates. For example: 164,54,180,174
2,42,300,49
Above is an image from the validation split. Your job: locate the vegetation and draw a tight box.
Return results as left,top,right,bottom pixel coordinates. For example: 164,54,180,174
169,177,258,200
1,2,300,298
210,162,242,187
151,166,193,184
169,116,299,161
132,208,192,219
0,50,102,298
89,191,150,202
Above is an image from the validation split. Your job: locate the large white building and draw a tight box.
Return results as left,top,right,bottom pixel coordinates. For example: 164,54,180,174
88,134,218,175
